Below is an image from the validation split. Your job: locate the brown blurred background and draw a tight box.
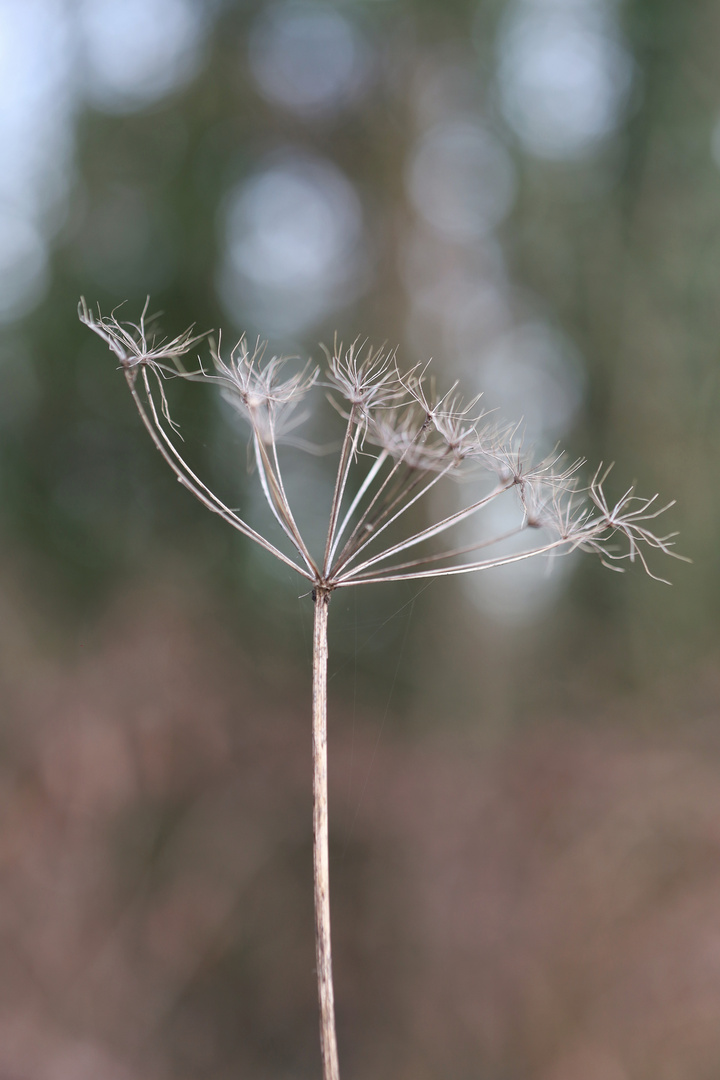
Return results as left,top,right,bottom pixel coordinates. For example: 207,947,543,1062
0,0,718,1076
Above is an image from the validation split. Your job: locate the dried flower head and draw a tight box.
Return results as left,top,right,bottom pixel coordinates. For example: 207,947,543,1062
79,297,684,591
210,334,318,445
78,296,205,373
325,338,400,414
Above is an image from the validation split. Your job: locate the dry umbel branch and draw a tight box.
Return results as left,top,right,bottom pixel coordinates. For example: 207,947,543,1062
79,298,684,1080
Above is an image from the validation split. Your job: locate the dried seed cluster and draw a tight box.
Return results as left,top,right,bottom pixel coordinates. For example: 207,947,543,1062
79,299,683,590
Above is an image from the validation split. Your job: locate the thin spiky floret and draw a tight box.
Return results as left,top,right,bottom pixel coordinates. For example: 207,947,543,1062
78,296,210,435
78,297,206,372
363,404,447,471
430,401,488,460
518,466,685,584
515,464,583,530
210,334,319,446
363,383,500,472
400,364,458,417
324,338,401,414
399,367,500,455
566,467,685,583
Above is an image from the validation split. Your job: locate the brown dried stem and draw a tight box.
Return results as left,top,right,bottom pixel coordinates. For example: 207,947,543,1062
312,585,339,1080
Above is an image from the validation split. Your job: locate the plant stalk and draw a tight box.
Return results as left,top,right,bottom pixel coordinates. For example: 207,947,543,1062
312,586,340,1080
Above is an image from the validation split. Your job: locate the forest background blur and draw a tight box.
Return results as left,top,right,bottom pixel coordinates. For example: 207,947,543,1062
0,1,718,1077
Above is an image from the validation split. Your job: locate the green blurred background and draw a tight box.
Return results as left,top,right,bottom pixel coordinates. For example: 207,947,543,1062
0,0,718,1077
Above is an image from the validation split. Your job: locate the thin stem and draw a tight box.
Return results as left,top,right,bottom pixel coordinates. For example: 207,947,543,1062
270,429,319,572
312,586,340,1080
345,524,527,577
327,449,388,567
330,459,432,577
131,369,313,579
338,482,510,582
253,432,319,575
323,406,359,575
332,456,458,578
336,535,572,586
332,419,432,569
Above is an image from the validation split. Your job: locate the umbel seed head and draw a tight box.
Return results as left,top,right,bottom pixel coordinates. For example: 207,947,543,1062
79,298,685,590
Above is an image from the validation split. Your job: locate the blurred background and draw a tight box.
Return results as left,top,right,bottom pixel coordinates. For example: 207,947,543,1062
0,0,719,1076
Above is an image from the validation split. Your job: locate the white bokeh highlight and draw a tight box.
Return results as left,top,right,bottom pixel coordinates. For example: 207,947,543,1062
0,0,217,324
219,154,365,335
76,0,209,113
408,120,517,240
475,321,586,446
248,1,371,117
0,0,73,321
496,0,634,159
0,215,50,323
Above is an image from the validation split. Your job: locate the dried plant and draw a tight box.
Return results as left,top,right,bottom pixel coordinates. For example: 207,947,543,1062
79,298,683,1080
